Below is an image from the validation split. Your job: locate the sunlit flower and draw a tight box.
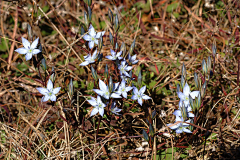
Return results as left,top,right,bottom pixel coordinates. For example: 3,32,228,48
177,82,200,108
83,24,105,49
111,101,122,115
117,80,132,98
87,96,106,117
15,37,41,61
93,79,121,99
131,86,151,106
118,60,132,77
80,49,98,66
128,54,138,64
106,49,123,61
36,79,61,102
167,116,192,134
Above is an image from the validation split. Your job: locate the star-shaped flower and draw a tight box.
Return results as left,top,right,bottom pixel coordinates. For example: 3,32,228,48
128,54,138,64
118,60,132,77
80,49,98,66
167,116,192,134
15,37,41,61
117,80,132,98
111,101,122,115
87,96,106,117
106,49,123,61
177,82,200,108
83,24,105,49
131,86,151,106
36,79,61,102
93,79,121,99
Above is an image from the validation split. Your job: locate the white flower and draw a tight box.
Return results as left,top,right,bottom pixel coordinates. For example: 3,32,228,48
80,49,98,66
93,79,121,99
131,86,151,106
36,79,61,102
117,80,132,98
111,101,122,115
87,96,106,117
167,116,192,134
106,49,123,60
128,54,138,64
83,24,105,49
15,37,41,61
177,82,200,108
118,60,132,77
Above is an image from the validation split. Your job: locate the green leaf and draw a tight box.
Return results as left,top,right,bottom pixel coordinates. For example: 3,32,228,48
0,38,9,52
166,2,179,12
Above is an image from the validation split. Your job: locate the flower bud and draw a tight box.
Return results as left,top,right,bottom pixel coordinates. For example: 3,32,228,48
202,59,207,75
109,32,114,46
194,72,198,88
137,70,142,87
108,8,113,24
98,34,103,50
104,64,108,79
114,14,119,31
41,58,47,71
91,66,98,81
129,40,135,55
120,42,126,57
69,78,73,97
87,6,92,22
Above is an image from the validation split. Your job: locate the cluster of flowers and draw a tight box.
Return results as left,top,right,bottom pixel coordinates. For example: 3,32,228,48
81,24,151,117
15,24,151,118
167,82,200,134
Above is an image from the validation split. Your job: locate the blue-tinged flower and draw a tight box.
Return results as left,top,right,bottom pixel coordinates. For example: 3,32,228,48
36,79,61,102
15,37,41,61
128,54,138,64
93,79,121,99
177,82,200,108
117,80,132,98
167,116,192,134
106,49,123,61
111,101,122,115
83,24,105,49
80,49,98,66
131,86,151,106
87,96,106,117
118,60,132,77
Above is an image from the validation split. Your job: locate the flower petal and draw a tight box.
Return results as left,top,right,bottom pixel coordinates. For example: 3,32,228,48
138,98,143,106
168,123,180,130
139,86,146,94
31,37,39,49
131,95,137,100
190,91,200,99
42,95,50,102
110,49,116,56
50,95,57,101
188,112,195,117
99,79,107,91
111,93,122,98
88,41,95,49
22,37,30,49
83,35,91,41
122,92,127,99
142,94,151,100
88,24,96,37
173,110,182,117
176,129,183,134
96,31,105,38
93,89,104,96
133,87,138,94
125,86,133,92
80,61,90,66
25,53,32,61
90,108,99,117
106,55,114,60
99,108,105,117
36,87,48,95
15,48,28,54
183,82,190,96
183,128,192,133
53,87,61,94
177,92,185,100
47,79,53,90
32,49,41,55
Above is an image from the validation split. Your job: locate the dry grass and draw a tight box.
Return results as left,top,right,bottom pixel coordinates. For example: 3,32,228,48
0,0,240,159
